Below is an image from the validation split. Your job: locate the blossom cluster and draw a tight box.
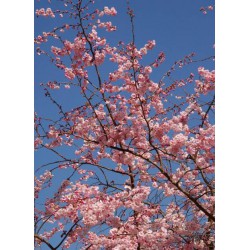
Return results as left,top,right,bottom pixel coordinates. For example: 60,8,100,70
36,8,55,18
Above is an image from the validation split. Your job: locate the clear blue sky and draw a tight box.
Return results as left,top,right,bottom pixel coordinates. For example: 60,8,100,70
34,1,214,248
35,0,215,169
35,0,215,115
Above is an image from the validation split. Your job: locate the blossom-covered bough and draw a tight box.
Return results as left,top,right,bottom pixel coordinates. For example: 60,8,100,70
35,0,215,249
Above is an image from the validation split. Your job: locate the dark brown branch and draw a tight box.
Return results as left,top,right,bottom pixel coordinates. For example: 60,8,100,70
34,234,56,250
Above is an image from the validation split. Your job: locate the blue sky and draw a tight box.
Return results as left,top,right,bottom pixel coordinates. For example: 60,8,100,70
34,0,214,248
35,0,215,170
35,0,215,115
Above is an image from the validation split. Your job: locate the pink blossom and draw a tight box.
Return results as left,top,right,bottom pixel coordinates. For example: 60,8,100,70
145,40,156,50
208,5,214,11
64,68,75,80
103,6,117,16
36,8,55,18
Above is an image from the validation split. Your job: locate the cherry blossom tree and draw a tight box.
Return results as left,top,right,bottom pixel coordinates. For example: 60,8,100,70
35,0,215,249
